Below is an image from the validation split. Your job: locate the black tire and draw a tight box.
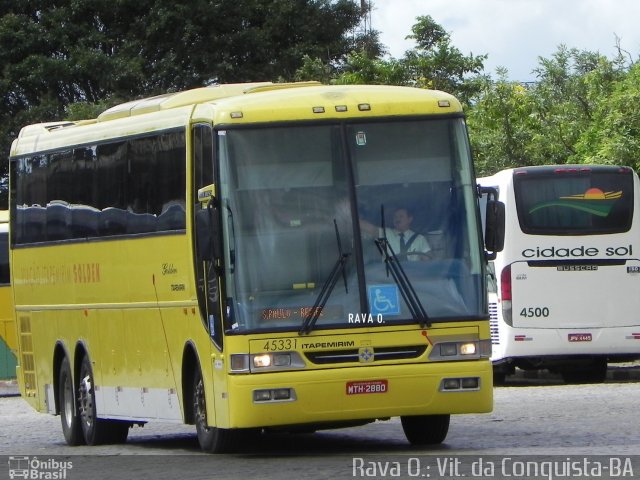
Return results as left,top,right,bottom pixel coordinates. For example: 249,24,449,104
561,359,608,384
193,367,239,453
78,355,130,445
401,414,450,445
492,372,507,386
59,356,85,446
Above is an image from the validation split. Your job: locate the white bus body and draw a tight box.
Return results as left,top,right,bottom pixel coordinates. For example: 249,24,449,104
479,165,640,383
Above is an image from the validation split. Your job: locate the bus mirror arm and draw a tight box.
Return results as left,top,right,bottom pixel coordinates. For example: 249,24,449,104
484,198,505,260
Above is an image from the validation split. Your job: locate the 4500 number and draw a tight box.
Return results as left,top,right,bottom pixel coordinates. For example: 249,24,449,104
519,307,550,318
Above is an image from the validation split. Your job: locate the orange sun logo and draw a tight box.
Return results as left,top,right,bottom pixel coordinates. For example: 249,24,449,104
583,188,606,199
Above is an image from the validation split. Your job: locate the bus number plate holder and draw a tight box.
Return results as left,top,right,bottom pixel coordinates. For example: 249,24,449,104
568,333,592,342
346,380,388,395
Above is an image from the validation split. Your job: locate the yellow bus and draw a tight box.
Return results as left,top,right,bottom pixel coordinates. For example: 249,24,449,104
0,210,17,380
9,82,504,452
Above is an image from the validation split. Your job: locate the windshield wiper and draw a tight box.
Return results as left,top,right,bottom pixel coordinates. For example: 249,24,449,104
375,205,431,328
299,220,350,335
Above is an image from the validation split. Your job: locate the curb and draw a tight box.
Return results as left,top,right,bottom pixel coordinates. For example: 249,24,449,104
0,379,19,397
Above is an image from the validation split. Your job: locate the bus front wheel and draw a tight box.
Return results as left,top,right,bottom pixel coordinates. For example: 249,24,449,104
78,355,130,445
59,356,84,446
193,367,239,453
401,414,450,445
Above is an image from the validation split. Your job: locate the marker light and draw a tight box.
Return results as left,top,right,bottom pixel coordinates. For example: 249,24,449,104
230,354,249,372
358,103,371,111
312,106,325,113
230,111,243,119
438,100,451,107
335,105,348,112
501,265,513,326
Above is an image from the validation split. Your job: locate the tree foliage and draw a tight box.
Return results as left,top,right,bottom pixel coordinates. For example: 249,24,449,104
468,45,633,175
297,15,488,104
5,4,640,206
0,0,364,204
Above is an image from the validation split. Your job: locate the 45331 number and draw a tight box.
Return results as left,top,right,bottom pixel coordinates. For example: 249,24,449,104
519,307,550,318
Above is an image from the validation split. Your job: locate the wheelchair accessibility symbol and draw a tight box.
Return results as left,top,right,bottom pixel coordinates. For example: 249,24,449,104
368,285,401,316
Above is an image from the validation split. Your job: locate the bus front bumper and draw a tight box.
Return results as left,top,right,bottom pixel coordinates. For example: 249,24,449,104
223,360,493,429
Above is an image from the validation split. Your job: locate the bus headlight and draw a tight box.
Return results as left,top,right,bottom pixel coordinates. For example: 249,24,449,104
430,340,491,361
230,352,306,373
459,342,477,355
253,353,292,368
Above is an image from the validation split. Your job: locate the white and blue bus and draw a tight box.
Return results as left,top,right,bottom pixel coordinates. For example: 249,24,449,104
479,165,640,383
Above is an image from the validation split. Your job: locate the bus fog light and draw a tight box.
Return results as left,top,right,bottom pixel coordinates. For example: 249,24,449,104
253,354,272,368
461,377,479,389
460,342,477,355
253,390,272,402
272,388,291,400
440,343,458,356
443,378,461,390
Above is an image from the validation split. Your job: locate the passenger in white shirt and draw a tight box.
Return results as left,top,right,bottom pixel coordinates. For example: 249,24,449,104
360,208,431,261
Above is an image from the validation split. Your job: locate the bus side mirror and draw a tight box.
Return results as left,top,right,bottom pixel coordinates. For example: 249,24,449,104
484,199,505,260
196,185,221,263
196,208,215,262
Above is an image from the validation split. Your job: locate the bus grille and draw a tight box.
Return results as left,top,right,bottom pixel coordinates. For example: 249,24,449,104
304,345,427,364
489,302,500,345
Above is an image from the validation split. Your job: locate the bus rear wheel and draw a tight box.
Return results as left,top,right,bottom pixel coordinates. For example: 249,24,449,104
78,355,130,445
59,356,85,446
193,367,239,453
401,414,450,445
561,359,608,384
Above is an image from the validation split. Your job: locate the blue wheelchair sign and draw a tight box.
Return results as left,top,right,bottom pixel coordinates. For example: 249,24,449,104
368,284,401,317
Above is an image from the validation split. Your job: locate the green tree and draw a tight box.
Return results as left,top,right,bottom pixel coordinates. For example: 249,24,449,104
0,0,364,206
403,15,487,104
296,15,487,105
467,69,538,176
575,62,640,171
469,45,630,175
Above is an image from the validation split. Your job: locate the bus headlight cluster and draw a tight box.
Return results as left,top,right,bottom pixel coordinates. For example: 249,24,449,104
230,352,306,373
429,340,491,361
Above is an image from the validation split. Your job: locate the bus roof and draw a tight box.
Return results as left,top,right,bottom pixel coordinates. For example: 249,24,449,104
11,82,463,157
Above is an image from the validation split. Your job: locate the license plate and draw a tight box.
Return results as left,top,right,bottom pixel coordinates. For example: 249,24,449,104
346,380,388,395
568,333,592,342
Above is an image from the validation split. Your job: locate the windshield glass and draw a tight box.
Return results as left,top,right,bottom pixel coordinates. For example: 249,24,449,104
514,170,634,235
218,119,485,333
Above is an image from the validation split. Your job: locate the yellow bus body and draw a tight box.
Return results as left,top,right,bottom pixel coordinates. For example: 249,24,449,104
10,83,492,449
0,210,17,380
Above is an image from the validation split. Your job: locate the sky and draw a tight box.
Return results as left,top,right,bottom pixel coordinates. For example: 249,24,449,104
370,0,640,81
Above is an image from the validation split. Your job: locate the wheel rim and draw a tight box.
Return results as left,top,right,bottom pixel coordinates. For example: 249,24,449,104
194,375,210,434
62,372,74,429
78,372,94,429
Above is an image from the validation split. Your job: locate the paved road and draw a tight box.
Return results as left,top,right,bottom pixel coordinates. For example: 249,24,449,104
1,372,639,480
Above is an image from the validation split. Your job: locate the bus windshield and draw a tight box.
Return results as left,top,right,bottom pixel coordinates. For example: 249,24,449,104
218,118,484,333
514,168,634,235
